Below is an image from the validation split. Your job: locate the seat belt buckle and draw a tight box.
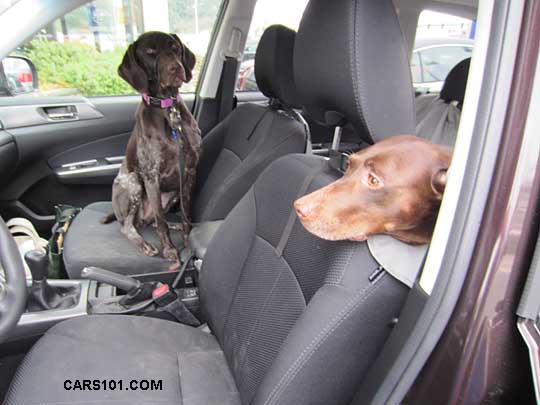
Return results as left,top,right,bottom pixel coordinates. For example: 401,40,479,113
152,284,178,307
168,260,182,271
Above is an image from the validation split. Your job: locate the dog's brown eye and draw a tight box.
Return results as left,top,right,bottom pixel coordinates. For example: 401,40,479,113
342,158,350,172
367,173,380,187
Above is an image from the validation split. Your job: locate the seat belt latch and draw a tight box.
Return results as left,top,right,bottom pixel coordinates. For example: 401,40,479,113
152,284,178,307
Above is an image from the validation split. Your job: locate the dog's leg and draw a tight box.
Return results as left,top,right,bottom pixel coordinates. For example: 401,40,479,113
121,209,159,257
118,173,159,256
150,220,185,231
177,161,197,246
147,195,184,231
176,101,201,243
143,177,179,261
180,142,201,226
181,167,196,222
161,195,186,231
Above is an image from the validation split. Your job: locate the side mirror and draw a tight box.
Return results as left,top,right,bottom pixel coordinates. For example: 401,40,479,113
0,56,38,96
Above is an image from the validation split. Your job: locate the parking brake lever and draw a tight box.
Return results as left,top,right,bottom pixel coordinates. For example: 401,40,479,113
81,266,154,305
81,266,140,291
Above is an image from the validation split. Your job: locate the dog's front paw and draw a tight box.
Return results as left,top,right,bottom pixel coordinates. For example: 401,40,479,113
163,246,180,261
141,241,159,257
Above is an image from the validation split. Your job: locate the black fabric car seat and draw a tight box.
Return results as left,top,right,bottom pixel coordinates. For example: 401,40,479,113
6,1,417,404
62,25,308,277
415,57,471,147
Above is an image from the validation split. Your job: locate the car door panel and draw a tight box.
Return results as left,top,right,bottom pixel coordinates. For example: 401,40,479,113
49,133,129,186
0,94,194,232
0,98,104,128
0,130,17,185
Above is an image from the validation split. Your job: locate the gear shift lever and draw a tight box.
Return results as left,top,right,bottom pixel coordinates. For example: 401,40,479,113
24,250,77,311
25,250,48,281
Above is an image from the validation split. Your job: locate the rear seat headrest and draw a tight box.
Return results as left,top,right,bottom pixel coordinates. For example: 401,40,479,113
293,0,415,144
440,57,471,106
255,24,301,108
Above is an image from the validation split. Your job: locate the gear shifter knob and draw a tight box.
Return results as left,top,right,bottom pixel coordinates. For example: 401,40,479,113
24,250,48,281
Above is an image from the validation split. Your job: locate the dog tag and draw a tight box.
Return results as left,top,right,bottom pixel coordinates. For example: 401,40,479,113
171,129,177,140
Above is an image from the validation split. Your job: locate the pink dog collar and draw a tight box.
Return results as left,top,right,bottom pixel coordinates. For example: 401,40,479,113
142,93,181,109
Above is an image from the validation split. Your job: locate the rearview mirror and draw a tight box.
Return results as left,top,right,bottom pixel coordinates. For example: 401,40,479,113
0,56,38,96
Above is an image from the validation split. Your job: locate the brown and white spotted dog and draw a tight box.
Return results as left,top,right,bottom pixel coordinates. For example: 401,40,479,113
101,31,201,261
294,135,452,245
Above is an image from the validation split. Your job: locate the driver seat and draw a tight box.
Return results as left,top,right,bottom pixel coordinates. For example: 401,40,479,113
5,0,415,403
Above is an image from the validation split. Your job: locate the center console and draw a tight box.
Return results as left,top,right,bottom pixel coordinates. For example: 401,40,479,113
8,219,224,344
7,250,201,343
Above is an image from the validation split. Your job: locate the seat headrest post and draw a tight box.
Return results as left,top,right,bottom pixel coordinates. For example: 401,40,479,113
331,126,343,151
288,108,312,154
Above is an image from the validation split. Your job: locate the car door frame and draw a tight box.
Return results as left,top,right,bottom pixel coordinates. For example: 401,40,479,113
353,1,539,403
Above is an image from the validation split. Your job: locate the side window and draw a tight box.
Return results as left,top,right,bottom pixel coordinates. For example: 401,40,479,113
410,51,422,83
5,0,223,97
236,0,308,92
419,46,473,82
413,9,475,92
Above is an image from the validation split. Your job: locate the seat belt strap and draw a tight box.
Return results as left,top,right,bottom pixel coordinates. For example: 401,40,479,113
162,298,201,326
276,172,318,256
218,56,238,122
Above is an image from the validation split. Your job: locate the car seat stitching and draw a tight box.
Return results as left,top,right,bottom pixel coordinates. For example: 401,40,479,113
273,279,387,402
177,352,184,404
221,190,259,340
235,256,288,376
276,172,317,256
348,0,372,141
263,278,385,405
334,246,355,286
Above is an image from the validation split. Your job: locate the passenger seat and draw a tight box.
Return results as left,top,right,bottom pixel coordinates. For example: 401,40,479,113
415,57,471,147
63,25,308,277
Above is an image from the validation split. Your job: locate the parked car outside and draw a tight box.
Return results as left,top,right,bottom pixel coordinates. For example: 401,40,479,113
237,58,256,91
412,37,474,93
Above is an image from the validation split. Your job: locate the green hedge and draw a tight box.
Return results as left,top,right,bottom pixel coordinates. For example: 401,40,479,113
23,39,137,96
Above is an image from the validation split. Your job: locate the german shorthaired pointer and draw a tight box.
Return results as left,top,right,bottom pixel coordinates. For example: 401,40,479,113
102,31,201,261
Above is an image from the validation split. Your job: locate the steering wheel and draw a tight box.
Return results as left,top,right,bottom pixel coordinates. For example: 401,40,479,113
0,216,27,343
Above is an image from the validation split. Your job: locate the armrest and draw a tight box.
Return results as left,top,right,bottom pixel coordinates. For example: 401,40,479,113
188,220,224,259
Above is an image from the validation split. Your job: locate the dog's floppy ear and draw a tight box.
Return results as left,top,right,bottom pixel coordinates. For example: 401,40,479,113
171,34,196,83
118,42,148,93
431,168,448,200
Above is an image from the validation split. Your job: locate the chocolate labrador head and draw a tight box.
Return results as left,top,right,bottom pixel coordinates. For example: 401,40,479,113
118,31,196,94
294,135,452,245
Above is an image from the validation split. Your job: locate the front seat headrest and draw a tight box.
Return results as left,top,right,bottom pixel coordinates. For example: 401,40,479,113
255,24,301,108
294,0,415,144
440,57,471,106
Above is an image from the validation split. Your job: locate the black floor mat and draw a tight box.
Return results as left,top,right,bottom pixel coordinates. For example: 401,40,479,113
0,354,24,402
